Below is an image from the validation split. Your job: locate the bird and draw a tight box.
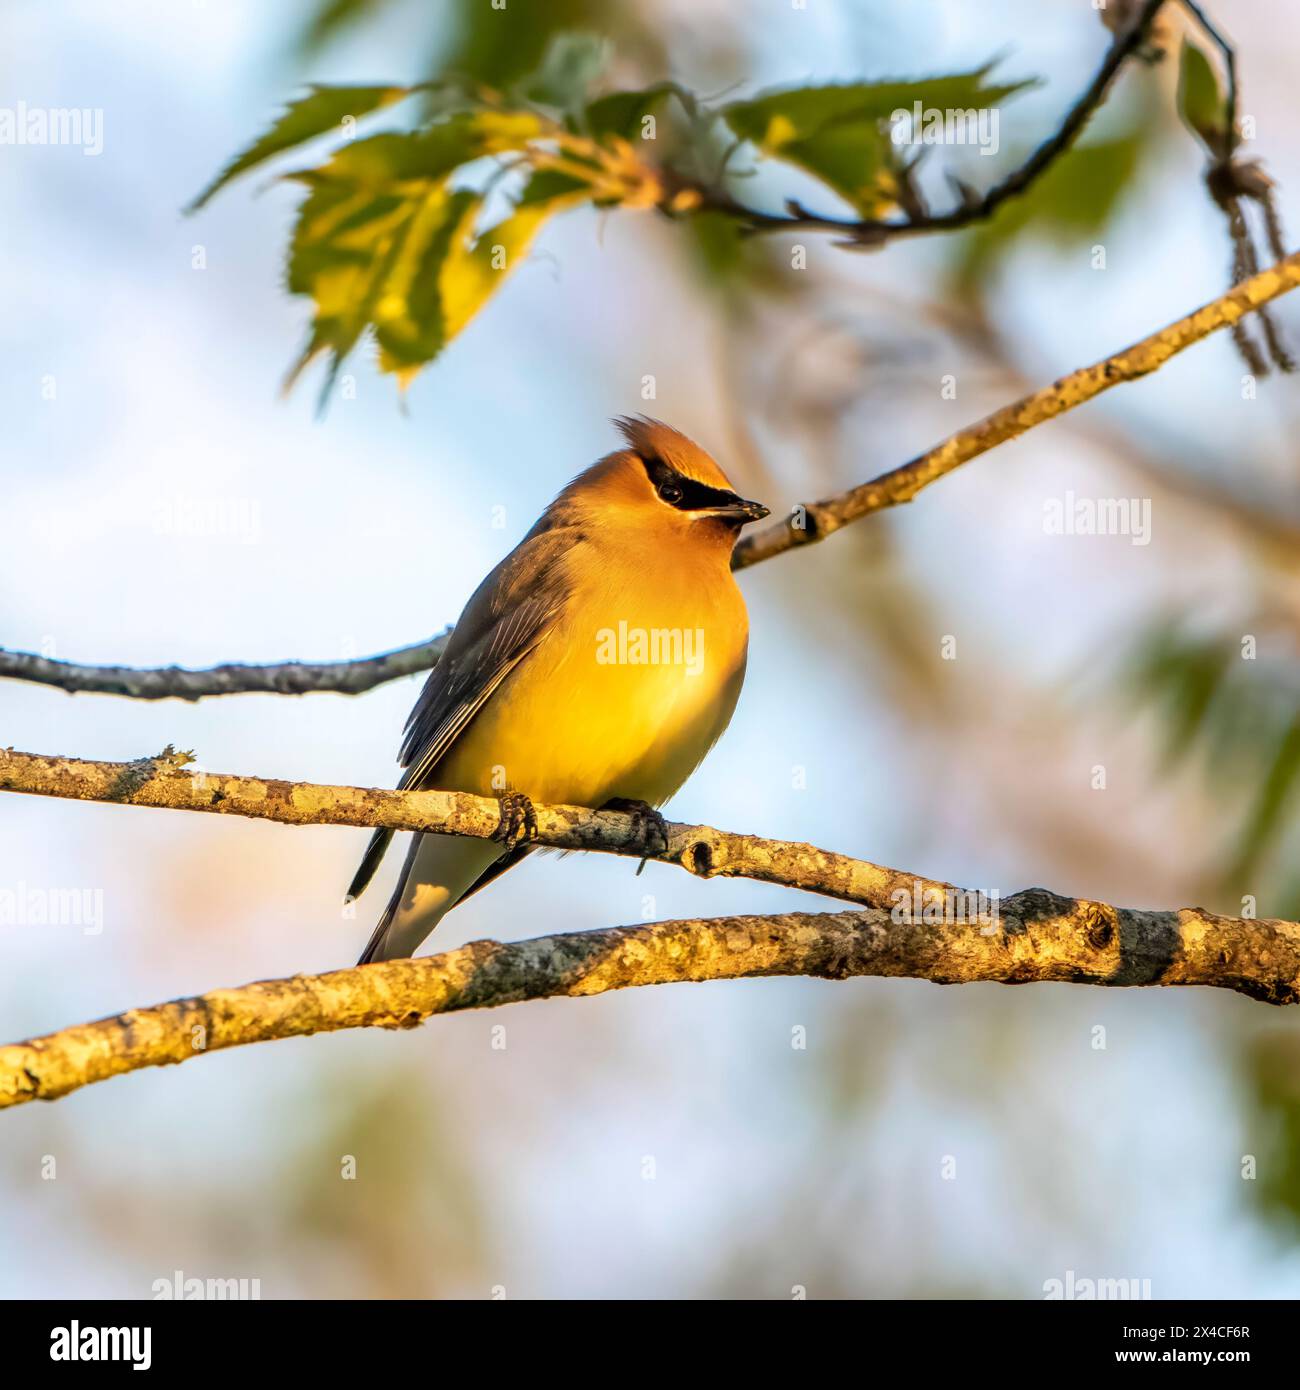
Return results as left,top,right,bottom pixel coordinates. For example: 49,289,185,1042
347,416,769,964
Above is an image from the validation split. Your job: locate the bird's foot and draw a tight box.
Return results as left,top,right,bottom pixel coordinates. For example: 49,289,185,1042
492,790,539,849
601,797,670,871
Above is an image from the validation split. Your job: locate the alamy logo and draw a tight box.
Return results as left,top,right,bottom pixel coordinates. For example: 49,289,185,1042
1043,1270,1153,1300
0,101,103,155
153,495,262,545
890,881,1000,929
0,882,103,934
595,622,706,676
889,102,1000,155
1043,491,1152,545
152,1269,262,1299
50,1322,151,1370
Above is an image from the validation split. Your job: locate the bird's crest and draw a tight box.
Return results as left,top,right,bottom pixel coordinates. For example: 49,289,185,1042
613,415,733,491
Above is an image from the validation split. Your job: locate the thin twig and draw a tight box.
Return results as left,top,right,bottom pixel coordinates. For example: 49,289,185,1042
5,250,1298,698
0,632,450,701
699,0,1166,244
731,248,1300,568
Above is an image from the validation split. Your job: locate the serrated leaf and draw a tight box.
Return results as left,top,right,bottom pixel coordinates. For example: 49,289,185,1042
370,187,479,370
283,184,425,395
279,106,590,395
441,199,552,341
1177,38,1230,157
188,84,413,212
723,67,1035,214
724,72,1031,143
281,114,548,394
290,112,546,190
376,179,590,374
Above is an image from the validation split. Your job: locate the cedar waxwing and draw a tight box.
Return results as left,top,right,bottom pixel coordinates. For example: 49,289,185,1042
347,416,769,963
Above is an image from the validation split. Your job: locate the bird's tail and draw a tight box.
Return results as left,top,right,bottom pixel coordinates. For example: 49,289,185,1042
346,827,393,904
357,832,504,965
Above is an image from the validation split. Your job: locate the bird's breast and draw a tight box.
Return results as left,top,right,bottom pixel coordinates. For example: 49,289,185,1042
437,552,749,809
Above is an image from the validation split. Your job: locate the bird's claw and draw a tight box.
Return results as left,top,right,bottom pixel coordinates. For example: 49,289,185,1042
493,790,538,849
602,797,670,870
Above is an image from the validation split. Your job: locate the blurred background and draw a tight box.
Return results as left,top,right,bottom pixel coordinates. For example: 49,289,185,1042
3,0,1300,1298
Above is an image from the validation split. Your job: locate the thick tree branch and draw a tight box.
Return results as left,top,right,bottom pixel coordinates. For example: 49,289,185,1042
4,251,1297,698
3,742,1296,1111
4,889,1299,1109
702,0,1166,243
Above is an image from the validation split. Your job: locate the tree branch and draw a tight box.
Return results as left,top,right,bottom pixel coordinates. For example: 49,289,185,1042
4,249,1298,698
0,631,450,701
731,248,1300,568
0,746,948,909
4,742,1297,1110
699,0,1165,243
5,888,1299,1110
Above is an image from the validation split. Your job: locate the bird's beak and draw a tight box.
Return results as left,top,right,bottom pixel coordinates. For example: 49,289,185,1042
699,497,770,523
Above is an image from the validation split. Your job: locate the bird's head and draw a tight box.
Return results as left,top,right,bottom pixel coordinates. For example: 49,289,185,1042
559,416,767,552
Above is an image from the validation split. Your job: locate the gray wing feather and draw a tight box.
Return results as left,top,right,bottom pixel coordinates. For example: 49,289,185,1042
345,524,578,903
398,526,577,789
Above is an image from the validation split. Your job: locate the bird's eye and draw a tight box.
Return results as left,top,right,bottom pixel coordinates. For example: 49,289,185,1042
657,480,683,505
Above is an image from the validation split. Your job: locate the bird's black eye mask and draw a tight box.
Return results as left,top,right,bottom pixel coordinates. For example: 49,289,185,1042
639,454,743,512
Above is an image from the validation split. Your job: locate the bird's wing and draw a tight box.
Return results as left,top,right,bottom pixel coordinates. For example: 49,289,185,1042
398,524,577,789
346,524,577,904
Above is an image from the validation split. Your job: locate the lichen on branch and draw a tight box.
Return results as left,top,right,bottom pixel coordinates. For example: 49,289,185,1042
3,890,1298,1111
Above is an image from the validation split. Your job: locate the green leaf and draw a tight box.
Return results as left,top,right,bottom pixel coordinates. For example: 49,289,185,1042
1177,38,1230,157
1227,714,1300,884
584,82,686,141
377,179,590,377
295,0,399,58
520,31,610,112
187,84,413,212
1130,626,1238,775
723,68,1036,214
283,183,426,397
725,72,1031,143
290,112,545,189
1242,1030,1300,1229
370,187,482,373
282,114,546,387
951,128,1145,296
280,114,589,396
432,0,666,95
515,167,592,205
1121,616,1300,903
684,209,747,282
